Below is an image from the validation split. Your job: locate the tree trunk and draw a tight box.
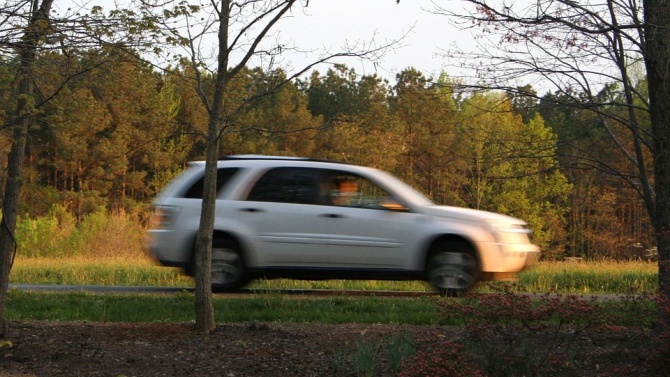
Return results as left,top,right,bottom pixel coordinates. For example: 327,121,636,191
644,0,670,305
193,131,217,334
0,90,31,340
193,0,232,334
0,0,54,339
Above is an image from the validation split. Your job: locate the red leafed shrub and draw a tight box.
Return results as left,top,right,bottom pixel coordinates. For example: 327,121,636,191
401,287,662,377
645,290,670,376
437,290,609,377
397,335,484,377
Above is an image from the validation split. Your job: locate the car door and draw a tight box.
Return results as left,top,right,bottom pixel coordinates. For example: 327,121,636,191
318,170,419,270
232,167,337,267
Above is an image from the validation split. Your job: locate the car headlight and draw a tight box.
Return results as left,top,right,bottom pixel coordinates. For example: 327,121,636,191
488,222,532,244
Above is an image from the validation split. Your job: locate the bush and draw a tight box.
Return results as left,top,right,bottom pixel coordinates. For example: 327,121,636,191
16,206,146,259
71,208,147,259
645,289,670,376
398,335,483,377
16,205,76,258
435,290,612,377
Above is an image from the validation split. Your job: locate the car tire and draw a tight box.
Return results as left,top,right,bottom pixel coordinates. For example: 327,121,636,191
210,237,247,292
426,241,479,297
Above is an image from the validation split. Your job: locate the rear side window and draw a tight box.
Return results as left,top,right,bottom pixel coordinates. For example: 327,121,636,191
183,168,240,199
246,167,321,205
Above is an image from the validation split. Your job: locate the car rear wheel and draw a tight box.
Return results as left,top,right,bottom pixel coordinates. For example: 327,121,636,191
426,241,479,297
211,238,247,292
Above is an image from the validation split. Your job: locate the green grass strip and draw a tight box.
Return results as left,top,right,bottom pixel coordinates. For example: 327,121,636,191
6,289,658,328
6,290,440,324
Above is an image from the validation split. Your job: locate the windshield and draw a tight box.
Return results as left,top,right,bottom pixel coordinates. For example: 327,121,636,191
370,169,435,207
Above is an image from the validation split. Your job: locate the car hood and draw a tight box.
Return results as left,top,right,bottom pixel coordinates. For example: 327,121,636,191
421,205,527,225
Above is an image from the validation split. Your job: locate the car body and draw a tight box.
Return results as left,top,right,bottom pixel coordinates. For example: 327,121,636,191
147,155,540,295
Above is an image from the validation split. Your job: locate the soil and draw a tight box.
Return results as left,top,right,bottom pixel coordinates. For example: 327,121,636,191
0,320,656,377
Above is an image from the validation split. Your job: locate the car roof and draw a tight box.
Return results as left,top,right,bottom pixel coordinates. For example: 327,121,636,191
222,155,310,161
187,155,356,170
163,155,436,207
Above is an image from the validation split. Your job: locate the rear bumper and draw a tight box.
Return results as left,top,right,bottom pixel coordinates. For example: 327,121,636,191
147,229,196,268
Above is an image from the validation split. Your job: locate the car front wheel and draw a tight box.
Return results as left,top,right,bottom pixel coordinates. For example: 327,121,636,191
426,242,479,296
210,238,247,292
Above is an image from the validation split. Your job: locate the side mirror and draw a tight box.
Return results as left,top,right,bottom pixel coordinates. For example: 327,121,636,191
379,197,409,212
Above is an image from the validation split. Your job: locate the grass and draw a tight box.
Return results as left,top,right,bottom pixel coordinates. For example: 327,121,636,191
4,287,658,327
5,256,660,326
518,259,658,294
5,289,441,324
10,256,193,287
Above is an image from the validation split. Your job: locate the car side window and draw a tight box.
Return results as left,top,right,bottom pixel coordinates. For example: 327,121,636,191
182,168,240,199
246,167,321,205
327,171,391,209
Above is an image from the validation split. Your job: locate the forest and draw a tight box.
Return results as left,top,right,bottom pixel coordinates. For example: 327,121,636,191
0,48,654,261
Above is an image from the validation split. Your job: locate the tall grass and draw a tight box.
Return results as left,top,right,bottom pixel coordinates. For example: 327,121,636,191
11,256,192,287
518,260,658,294
11,256,658,294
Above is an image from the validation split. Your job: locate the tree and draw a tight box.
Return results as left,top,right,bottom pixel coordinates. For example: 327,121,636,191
0,0,164,339
644,0,670,302
390,69,460,201
237,68,320,156
0,0,55,340
145,0,402,333
303,65,366,122
435,0,654,221
25,50,182,217
537,87,654,259
456,92,571,256
304,66,404,171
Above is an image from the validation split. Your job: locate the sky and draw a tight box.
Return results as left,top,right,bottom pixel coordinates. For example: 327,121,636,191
65,0,475,84
274,1,472,82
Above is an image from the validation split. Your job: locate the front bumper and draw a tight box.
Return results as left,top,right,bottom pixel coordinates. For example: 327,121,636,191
476,241,540,273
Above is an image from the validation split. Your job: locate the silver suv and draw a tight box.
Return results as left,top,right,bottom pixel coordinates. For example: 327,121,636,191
148,156,539,295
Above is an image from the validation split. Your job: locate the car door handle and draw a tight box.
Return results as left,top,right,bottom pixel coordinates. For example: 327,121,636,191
320,213,347,219
240,208,265,213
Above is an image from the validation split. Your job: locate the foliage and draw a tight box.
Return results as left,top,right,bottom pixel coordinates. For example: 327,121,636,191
439,291,610,377
389,69,460,201
15,205,76,258
398,335,483,377
353,340,376,377
645,294,670,375
394,290,664,376
456,92,572,255
385,332,416,372
15,206,146,259
539,91,655,259
331,334,415,377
